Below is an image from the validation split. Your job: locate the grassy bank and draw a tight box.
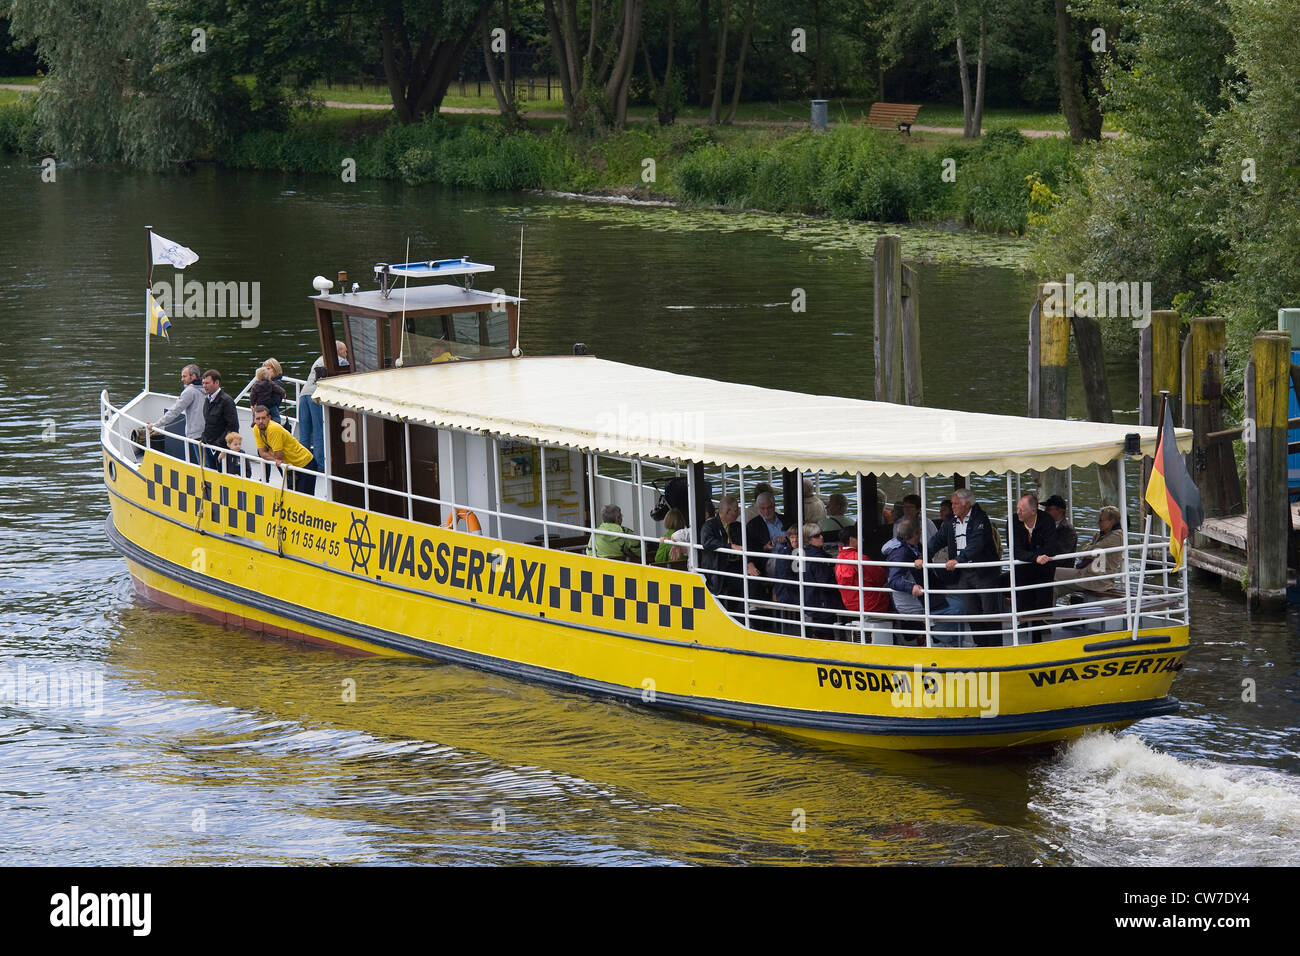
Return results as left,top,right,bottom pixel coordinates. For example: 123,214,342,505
0,92,1076,234
220,112,1074,234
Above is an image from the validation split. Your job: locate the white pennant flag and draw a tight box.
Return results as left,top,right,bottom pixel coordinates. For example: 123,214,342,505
150,232,199,269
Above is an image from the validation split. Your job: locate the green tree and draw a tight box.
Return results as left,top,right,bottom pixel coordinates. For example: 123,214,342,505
1206,0,1300,360
1032,0,1235,318
377,0,492,123
1053,0,1107,142
542,0,645,131
8,0,222,166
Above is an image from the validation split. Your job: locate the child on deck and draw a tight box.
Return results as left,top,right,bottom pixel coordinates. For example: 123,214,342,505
219,431,257,480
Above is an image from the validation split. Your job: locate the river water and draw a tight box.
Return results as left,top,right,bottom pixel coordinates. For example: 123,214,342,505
0,160,1297,866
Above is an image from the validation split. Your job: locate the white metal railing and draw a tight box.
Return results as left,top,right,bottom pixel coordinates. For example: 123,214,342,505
102,390,1188,646
688,538,1185,646
103,392,304,487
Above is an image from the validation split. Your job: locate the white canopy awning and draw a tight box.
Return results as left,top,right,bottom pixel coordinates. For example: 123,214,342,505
312,356,1192,477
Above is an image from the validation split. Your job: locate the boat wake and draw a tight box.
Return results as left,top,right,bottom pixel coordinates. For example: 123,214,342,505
1030,732,1300,866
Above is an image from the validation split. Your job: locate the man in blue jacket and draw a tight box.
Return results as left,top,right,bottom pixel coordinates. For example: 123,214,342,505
928,488,1003,647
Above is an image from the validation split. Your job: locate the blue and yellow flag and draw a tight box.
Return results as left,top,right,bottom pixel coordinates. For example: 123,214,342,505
147,291,171,341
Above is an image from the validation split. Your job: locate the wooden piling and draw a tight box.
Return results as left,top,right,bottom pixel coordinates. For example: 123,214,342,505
1027,297,1041,417
1183,316,1243,521
1071,312,1120,503
1139,311,1181,425
1036,282,1070,500
900,264,923,406
1139,311,1181,515
873,235,903,404
1246,331,1292,610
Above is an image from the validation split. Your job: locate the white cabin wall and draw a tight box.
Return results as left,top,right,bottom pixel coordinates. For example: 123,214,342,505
592,474,661,537
439,431,492,516
495,441,585,543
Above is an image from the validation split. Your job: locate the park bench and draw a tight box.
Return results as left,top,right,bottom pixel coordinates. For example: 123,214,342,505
863,102,922,135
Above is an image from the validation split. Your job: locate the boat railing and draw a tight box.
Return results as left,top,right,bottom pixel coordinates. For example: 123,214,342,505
102,390,1188,648
690,536,1184,646
102,393,302,486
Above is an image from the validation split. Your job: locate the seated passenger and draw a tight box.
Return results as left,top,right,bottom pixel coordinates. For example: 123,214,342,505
1054,505,1124,601
743,482,775,523
429,340,462,363
883,517,962,647
798,523,841,638
835,527,890,615
801,477,828,523
654,508,687,563
900,494,938,542
744,492,788,554
768,525,802,609
587,504,641,561
1044,494,1078,569
700,494,759,608
819,492,855,544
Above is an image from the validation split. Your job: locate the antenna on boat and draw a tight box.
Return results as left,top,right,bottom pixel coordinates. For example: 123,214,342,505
513,225,524,357
396,236,411,367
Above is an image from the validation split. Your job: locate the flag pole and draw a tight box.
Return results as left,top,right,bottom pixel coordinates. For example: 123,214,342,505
145,225,154,393
1131,388,1171,639
1131,513,1152,640
1156,389,1170,542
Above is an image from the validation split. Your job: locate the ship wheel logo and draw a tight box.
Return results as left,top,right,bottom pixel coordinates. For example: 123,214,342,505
344,512,374,573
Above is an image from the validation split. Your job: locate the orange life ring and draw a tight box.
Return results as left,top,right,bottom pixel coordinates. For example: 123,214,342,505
444,508,482,534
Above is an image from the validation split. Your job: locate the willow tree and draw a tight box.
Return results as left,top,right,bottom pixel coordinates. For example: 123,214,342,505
543,0,645,131
8,0,219,167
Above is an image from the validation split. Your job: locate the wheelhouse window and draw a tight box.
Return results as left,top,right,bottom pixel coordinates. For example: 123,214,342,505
403,308,511,364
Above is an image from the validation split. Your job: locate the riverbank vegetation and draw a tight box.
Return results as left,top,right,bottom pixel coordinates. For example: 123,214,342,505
217,114,1071,234
3,0,1298,360
1030,0,1300,369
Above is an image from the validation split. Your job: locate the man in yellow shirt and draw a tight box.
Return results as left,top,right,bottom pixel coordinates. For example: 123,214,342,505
253,404,320,495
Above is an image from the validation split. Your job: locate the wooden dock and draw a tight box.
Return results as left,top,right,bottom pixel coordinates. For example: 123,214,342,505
1188,501,1299,588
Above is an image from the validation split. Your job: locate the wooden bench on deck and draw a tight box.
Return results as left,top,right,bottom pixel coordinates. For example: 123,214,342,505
862,102,922,135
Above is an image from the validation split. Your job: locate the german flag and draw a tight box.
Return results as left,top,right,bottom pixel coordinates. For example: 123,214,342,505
1144,403,1202,568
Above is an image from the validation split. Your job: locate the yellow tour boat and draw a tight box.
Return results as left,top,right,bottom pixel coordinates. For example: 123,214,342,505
101,255,1193,750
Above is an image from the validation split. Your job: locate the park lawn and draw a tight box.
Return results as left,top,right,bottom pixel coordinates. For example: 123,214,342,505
308,83,1100,135
10,73,1106,135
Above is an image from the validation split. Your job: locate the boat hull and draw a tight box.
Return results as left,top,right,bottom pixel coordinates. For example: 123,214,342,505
103,448,1187,751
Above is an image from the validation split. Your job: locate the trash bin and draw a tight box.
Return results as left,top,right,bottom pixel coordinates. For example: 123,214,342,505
810,99,828,132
